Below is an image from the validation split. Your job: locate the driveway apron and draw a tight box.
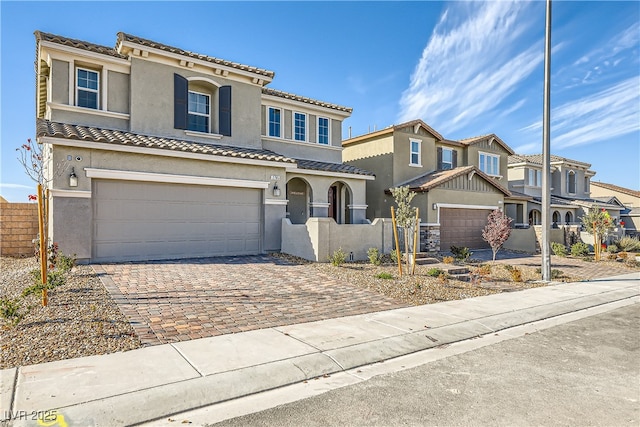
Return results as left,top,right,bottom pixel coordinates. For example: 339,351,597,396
94,255,407,346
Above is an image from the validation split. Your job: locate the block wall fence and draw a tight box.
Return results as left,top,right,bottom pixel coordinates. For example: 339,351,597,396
0,202,39,257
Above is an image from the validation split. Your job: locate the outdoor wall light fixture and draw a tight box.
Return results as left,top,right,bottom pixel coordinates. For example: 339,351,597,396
432,203,437,210
272,182,281,197
69,167,78,187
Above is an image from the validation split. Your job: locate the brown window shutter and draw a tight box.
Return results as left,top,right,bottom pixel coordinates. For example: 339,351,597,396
174,74,188,130
437,147,443,170
452,150,457,168
219,85,232,136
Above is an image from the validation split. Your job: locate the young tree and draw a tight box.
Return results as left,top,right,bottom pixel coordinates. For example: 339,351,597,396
581,208,614,261
482,208,513,262
390,186,417,274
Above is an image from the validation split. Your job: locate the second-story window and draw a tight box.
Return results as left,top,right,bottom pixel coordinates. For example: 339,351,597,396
268,107,282,138
76,68,99,109
528,169,542,187
294,112,306,142
188,91,210,133
410,139,421,166
567,170,576,193
479,152,499,176
442,148,453,170
317,117,329,145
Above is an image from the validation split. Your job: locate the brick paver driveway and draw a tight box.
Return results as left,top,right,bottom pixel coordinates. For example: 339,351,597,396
94,255,407,346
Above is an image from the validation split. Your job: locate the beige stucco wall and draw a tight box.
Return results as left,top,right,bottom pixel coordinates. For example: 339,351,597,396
464,140,509,178
107,70,130,114
51,59,69,105
392,131,438,185
503,228,537,253
128,58,262,148
281,217,394,262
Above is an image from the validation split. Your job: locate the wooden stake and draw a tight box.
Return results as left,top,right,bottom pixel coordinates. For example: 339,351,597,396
37,184,48,307
412,208,419,275
391,206,402,277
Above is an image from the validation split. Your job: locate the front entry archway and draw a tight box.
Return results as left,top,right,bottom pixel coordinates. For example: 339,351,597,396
328,181,352,224
287,178,311,224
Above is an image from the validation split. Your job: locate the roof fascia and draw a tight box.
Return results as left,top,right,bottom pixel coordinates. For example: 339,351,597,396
262,94,351,119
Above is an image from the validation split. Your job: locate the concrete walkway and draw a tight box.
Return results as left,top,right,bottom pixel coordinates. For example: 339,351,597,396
2,272,638,427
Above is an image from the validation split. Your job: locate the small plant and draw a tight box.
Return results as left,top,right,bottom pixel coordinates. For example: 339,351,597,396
550,269,564,280
329,248,347,266
376,272,394,280
367,248,382,266
476,264,492,277
437,272,449,284
509,267,523,282
450,246,471,262
618,252,628,260
551,242,567,257
24,269,66,297
390,249,400,264
503,264,514,272
607,252,618,260
427,267,444,277
0,297,26,326
442,256,454,264
56,253,77,272
571,242,590,257
606,243,619,253
615,236,640,253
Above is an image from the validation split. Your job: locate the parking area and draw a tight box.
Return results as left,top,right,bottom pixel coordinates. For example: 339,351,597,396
94,255,407,346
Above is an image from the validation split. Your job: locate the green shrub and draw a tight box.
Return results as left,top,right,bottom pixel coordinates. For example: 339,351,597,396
615,236,640,253
606,243,619,253
551,242,567,257
390,249,401,264
427,267,444,277
24,269,66,297
504,264,514,272
450,246,471,262
376,272,394,280
367,248,382,266
550,269,564,279
56,253,76,272
571,242,590,257
329,247,347,266
0,297,26,326
476,264,492,276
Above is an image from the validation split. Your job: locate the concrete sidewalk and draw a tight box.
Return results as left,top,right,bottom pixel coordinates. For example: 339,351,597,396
2,272,639,427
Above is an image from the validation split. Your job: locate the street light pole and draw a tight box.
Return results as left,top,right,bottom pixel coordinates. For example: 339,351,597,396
541,0,552,281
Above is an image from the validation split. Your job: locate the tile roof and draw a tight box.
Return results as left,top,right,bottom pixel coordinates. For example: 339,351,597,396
35,31,127,59
508,154,591,168
543,194,624,210
396,165,511,196
590,181,640,198
459,134,515,155
117,33,275,78
36,119,295,164
294,159,374,176
343,119,444,145
262,88,352,113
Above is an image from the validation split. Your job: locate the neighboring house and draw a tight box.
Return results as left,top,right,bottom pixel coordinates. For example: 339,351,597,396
342,120,513,251
507,154,623,226
35,31,373,263
590,181,640,236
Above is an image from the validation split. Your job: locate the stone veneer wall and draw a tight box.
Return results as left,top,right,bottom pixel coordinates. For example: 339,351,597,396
420,224,440,253
0,202,39,256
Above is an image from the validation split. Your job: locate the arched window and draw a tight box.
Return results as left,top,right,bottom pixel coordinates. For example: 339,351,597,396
567,170,576,194
529,209,542,226
552,211,561,224
565,212,573,224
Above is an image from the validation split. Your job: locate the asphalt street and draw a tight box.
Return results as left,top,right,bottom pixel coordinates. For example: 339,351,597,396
207,304,639,427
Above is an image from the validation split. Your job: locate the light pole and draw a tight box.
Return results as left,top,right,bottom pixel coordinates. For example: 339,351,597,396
541,0,552,281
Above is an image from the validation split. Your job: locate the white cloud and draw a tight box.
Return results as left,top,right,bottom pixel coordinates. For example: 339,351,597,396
0,183,33,190
398,0,541,133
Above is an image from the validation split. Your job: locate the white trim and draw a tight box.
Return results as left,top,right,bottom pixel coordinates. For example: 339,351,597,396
50,189,92,198
478,151,500,176
40,136,290,169
184,130,222,140
261,95,351,120
262,136,342,151
187,76,221,88
347,204,368,210
47,102,130,120
434,203,499,224
287,167,375,181
75,66,100,109
310,202,330,208
40,41,132,69
84,168,269,189
265,198,289,205
419,222,440,227
293,111,308,142
188,89,211,133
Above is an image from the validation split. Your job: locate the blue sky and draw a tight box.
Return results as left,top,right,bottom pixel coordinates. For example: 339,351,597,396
1,0,638,202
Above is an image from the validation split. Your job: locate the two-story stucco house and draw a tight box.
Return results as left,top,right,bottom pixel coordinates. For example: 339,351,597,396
507,154,622,227
342,120,514,251
35,31,373,263
589,181,640,236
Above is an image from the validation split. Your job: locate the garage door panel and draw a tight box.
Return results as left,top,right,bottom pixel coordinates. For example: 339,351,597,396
93,180,263,262
440,208,491,250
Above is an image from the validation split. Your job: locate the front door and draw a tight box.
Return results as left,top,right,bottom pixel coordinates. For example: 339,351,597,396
328,186,337,221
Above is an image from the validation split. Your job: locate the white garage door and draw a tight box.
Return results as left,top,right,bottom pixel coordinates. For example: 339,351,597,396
93,180,262,262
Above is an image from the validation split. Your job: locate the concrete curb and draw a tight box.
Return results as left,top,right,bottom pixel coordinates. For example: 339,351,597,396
3,273,638,427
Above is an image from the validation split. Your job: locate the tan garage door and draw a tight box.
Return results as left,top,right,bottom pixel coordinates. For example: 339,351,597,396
440,208,492,251
93,180,262,262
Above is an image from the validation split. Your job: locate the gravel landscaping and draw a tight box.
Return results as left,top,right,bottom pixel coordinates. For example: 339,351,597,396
1,252,637,370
